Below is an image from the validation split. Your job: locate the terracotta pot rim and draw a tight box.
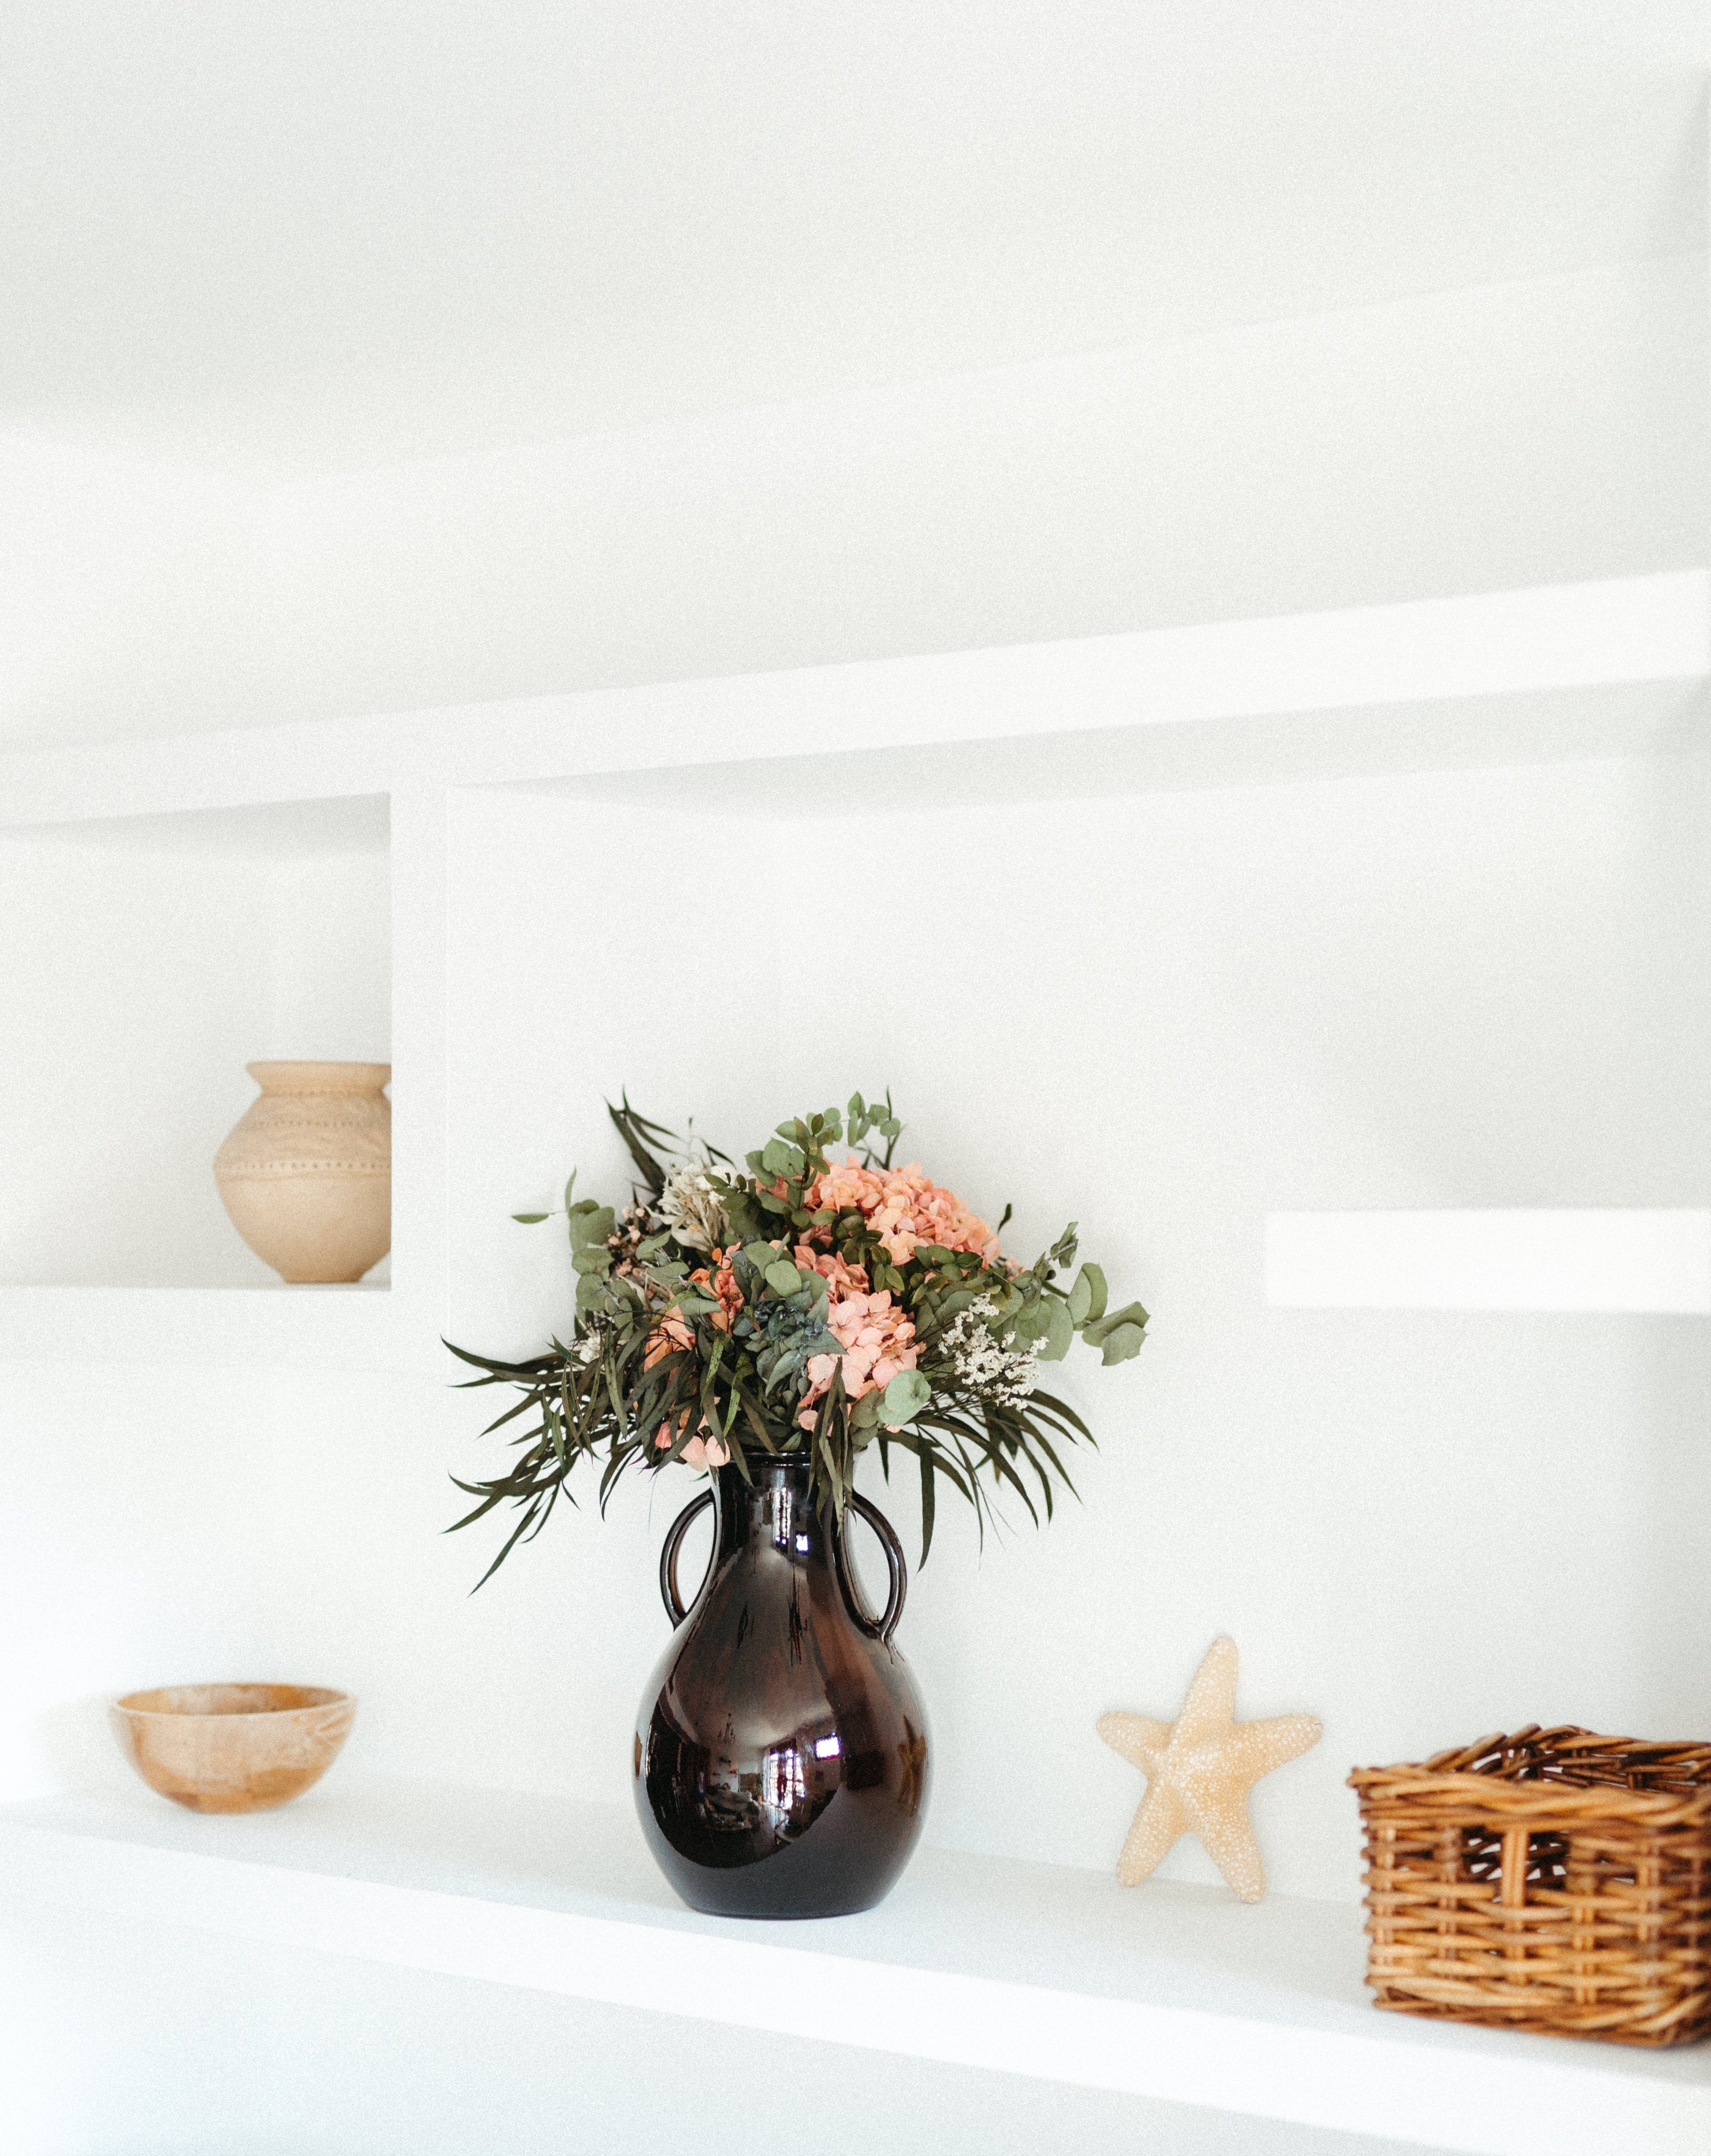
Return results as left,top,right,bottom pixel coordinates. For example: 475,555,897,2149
245,1060,391,1094
114,1683,354,1720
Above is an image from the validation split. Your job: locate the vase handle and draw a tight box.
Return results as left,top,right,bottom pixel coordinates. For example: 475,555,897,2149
836,1495,908,1646
659,1490,715,1626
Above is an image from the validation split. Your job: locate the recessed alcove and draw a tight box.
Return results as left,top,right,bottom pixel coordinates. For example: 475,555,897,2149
0,794,391,1289
441,721,1711,1911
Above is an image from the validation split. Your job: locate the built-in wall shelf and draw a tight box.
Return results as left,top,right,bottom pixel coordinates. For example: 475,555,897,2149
1266,1211,1711,1313
0,794,392,1300
3,574,1698,1366
1,573,1704,830
3,1781,1706,2156
0,1283,426,1376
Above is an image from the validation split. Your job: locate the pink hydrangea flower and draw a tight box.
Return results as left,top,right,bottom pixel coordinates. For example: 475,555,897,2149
797,1287,919,1429
793,1241,870,1297
806,1158,998,1267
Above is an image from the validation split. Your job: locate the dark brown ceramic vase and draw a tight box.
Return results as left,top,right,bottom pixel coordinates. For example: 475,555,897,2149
634,1456,930,1918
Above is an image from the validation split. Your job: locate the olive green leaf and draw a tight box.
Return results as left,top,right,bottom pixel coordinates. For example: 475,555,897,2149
879,1369,931,1426
1039,1294,1075,1362
1083,1298,1149,1365
1071,1263,1108,1328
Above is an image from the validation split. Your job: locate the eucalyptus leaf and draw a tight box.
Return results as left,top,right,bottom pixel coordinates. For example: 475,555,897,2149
880,1369,931,1426
1039,1295,1074,1362
1099,1321,1147,1366
1084,1297,1148,1348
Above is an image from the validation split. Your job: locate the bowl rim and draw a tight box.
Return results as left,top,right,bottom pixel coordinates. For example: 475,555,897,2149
112,1682,355,1719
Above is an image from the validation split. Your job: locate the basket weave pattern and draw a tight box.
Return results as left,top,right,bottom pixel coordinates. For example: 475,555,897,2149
1348,1727,1711,2046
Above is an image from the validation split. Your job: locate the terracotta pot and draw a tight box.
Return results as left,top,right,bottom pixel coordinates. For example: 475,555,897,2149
215,1061,391,1283
110,1683,356,1812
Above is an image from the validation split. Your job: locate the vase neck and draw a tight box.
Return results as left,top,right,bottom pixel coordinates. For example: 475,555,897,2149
246,1060,391,1097
713,1457,827,1563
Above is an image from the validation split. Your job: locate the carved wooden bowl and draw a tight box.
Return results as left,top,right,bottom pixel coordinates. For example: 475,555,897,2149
110,1683,356,1812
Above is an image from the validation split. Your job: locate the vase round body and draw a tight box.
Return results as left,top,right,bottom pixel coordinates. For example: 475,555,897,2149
214,1062,391,1284
635,1456,930,1919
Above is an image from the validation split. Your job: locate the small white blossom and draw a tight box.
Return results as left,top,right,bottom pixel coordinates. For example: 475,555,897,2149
939,1295,1041,1405
657,1164,729,1253
575,1330,603,1366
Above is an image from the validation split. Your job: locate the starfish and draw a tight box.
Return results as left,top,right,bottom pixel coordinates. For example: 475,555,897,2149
1097,1636,1321,1904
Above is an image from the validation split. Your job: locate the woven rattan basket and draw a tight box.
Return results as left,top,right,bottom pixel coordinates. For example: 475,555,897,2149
1348,1726,1711,2046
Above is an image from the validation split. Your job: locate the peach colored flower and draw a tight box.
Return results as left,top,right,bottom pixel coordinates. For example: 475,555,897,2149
645,1300,731,1470
797,1287,919,1428
793,1241,870,1298
654,1421,730,1472
689,1250,744,1333
805,1158,998,1268
644,1310,695,1369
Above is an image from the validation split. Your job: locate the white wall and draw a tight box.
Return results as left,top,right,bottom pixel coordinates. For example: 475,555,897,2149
438,748,1711,1899
6,254,1703,749
5,743,1704,1903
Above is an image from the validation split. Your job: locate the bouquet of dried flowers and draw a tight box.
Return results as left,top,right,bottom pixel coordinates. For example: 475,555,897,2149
447,1093,1148,1586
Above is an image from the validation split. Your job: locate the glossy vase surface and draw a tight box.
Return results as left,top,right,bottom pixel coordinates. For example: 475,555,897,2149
635,1457,930,1919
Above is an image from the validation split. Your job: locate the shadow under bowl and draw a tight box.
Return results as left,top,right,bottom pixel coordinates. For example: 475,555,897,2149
110,1682,356,1813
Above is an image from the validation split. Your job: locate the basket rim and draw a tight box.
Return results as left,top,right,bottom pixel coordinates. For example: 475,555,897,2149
1348,1723,1711,1823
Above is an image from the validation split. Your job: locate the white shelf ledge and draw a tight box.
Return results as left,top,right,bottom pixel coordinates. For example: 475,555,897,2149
0,572,1705,827
0,1283,431,1375
1266,1210,1711,1313
3,1781,1706,2156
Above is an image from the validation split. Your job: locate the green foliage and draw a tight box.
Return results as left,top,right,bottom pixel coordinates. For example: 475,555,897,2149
445,1091,1149,1585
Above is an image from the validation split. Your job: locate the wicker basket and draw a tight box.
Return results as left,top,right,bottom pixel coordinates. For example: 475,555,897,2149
1348,1726,1711,2046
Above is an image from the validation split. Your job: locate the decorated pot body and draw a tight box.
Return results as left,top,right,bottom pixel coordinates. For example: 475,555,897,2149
214,1061,391,1283
635,1456,930,1919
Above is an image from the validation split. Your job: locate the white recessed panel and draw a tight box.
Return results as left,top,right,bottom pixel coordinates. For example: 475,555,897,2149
1266,1210,1711,1313
0,794,391,1288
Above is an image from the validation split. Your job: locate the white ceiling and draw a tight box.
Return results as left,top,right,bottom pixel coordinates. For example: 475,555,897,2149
4,2,1706,476
1,4,1705,759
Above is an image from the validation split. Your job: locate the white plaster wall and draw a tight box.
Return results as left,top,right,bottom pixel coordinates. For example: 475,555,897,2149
28,741,1704,1893
433,753,1711,1899
7,254,1704,749
1,751,1706,1913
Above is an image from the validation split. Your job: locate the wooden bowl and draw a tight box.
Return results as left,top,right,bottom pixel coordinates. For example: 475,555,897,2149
110,1683,356,1813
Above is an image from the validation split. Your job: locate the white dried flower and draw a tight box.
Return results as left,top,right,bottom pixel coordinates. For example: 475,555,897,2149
656,1164,729,1254
575,1330,603,1366
939,1295,1042,1406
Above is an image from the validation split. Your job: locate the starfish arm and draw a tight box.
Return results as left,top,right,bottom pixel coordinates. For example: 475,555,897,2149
1115,1783,1187,1888
1172,1635,1240,1746
1222,1714,1323,1787
1097,1712,1173,1772
1182,1787,1269,1904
